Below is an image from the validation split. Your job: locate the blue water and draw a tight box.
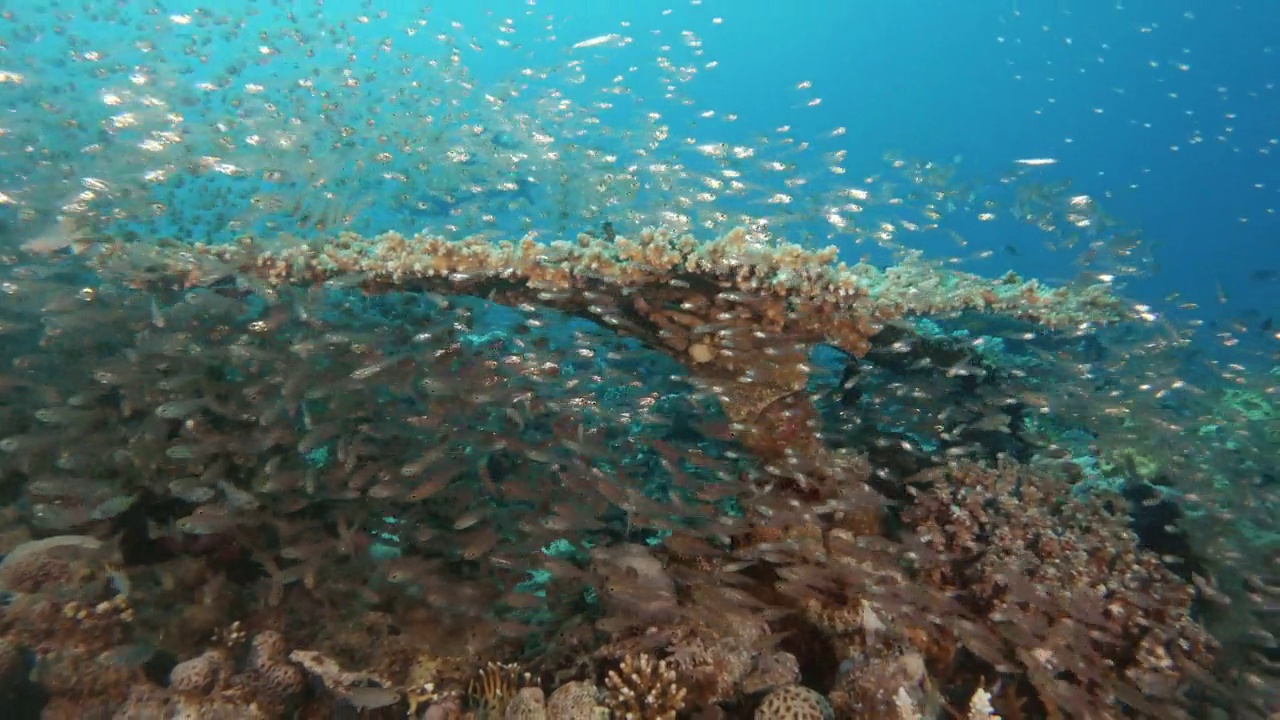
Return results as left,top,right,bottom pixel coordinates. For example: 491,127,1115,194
11,1,1277,336
499,0,1280,334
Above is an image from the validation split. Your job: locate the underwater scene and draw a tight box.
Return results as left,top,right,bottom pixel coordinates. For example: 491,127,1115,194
0,1,1277,719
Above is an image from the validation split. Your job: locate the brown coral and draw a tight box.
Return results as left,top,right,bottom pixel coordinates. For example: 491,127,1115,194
248,655,305,707
546,680,602,720
0,638,22,686
505,686,548,720
290,648,401,710
898,460,1217,717
739,650,801,696
169,649,232,696
243,631,304,706
827,648,937,720
0,535,107,595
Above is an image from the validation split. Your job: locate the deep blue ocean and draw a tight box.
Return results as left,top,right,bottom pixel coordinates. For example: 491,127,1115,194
670,1,1280,332
12,0,1276,334
438,0,1279,344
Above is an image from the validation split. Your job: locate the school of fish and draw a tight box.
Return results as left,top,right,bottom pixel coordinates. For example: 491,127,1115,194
0,2,1276,720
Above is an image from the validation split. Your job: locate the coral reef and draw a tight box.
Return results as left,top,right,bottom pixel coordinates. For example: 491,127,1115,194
0,0,1274,715
604,654,688,720
0,224,1242,719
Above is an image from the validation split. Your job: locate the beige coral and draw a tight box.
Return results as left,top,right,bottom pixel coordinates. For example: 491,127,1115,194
754,684,833,720
964,688,1002,720
604,654,687,720
471,661,525,719
547,680,603,720
505,686,549,720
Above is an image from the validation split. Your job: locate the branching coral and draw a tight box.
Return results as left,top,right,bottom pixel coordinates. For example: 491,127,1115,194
603,654,688,720
899,460,1217,717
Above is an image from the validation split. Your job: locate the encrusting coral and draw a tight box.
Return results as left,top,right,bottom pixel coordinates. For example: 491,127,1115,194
111,631,306,719
546,680,604,720
754,685,834,720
